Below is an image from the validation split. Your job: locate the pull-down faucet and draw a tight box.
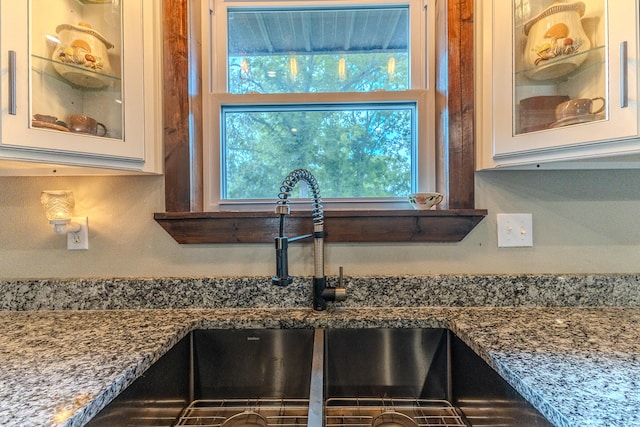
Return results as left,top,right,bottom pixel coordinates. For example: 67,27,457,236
272,169,346,311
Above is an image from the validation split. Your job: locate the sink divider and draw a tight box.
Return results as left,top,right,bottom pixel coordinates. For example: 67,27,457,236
188,332,195,404
308,328,325,427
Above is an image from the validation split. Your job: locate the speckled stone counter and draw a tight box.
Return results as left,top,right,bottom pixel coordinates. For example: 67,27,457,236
1,307,639,427
1,274,639,310
1,275,639,427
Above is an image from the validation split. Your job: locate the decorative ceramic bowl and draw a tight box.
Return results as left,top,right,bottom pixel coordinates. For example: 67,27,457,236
519,95,570,133
523,1,591,81
408,192,443,210
51,22,114,88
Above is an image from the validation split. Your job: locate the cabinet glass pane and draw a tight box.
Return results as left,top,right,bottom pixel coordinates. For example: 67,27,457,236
514,0,606,135
30,0,123,140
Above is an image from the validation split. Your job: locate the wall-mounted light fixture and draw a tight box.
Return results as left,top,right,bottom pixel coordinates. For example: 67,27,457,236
338,56,347,81
387,56,396,80
40,190,89,250
289,56,298,81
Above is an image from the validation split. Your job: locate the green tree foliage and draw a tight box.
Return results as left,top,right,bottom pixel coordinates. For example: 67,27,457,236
223,52,413,200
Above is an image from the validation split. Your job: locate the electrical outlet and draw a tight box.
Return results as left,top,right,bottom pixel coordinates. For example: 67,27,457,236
67,217,89,250
497,213,533,247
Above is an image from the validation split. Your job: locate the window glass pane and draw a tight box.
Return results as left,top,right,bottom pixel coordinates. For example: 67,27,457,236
227,6,409,93
222,104,415,199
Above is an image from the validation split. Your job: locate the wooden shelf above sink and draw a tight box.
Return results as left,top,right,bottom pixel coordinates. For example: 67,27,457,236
153,209,487,244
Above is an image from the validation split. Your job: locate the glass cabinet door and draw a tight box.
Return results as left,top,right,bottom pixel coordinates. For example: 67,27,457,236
30,0,123,140
1,0,153,167
484,0,639,162
514,0,606,135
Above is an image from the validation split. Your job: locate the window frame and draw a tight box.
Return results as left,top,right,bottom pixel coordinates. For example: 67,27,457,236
155,0,486,244
211,0,428,91
206,90,433,210
203,0,436,211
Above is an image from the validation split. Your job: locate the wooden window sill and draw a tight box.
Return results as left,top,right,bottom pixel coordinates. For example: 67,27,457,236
154,209,487,243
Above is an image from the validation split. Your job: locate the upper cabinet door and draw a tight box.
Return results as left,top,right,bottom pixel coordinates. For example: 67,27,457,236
478,0,640,168
0,0,161,173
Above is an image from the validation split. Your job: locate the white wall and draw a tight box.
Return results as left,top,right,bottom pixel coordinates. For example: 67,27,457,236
1,169,639,279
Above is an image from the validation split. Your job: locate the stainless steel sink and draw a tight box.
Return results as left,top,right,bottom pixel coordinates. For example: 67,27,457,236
323,328,552,427
87,329,315,426
88,328,551,427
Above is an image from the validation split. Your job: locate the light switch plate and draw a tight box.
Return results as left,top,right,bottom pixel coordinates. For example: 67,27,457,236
497,213,533,247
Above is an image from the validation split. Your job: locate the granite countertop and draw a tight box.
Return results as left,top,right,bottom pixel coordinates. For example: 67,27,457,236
0,306,639,427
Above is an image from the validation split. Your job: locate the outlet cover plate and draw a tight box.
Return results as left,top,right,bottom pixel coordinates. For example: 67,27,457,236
67,217,89,250
497,213,533,247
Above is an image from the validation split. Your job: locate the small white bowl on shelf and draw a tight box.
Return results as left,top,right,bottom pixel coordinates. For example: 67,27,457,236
408,192,443,210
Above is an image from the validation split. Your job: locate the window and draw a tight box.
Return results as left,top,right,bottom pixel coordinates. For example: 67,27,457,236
204,0,435,210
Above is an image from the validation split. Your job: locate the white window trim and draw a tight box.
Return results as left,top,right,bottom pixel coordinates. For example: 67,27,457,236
202,0,436,211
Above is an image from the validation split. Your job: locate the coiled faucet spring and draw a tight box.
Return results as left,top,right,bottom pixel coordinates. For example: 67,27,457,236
275,168,324,224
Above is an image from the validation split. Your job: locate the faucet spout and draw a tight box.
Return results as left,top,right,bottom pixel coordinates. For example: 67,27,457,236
271,168,346,310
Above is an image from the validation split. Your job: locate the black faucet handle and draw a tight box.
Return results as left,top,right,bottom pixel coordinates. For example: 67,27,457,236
273,236,293,286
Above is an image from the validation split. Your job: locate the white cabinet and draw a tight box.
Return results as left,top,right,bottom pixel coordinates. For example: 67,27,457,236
477,0,640,169
0,0,162,175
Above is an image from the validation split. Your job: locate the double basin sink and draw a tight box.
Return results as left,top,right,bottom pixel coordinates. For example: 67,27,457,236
87,328,551,426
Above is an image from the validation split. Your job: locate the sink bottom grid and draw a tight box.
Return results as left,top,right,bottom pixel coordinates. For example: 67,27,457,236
325,398,468,427
174,399,309,426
